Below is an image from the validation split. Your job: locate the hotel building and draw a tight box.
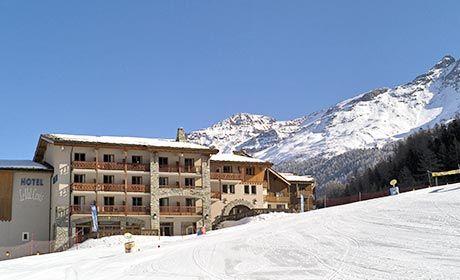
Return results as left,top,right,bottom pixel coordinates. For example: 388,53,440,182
1,130,315,258
33,129,218,249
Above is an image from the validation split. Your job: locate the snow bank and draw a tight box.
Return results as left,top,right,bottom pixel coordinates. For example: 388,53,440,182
1,184,460,280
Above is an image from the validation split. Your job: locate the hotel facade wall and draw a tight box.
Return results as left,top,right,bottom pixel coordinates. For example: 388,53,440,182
0,170,52,260
40,142,213,246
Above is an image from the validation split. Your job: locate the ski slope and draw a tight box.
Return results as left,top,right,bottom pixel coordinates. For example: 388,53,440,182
1,184,460,279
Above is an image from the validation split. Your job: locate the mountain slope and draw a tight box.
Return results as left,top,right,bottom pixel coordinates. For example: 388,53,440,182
2,184,459,279
189,55,460,164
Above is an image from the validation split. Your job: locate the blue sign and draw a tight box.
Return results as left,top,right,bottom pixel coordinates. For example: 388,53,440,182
90,204,98,232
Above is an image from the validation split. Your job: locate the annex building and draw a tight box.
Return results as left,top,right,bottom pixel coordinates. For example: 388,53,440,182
0,129,315,260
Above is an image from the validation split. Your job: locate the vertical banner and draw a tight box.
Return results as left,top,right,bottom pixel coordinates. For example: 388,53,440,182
300,194,305,213
90,204,98,232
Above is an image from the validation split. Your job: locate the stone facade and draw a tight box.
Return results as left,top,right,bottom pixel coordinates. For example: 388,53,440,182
149,152,160,231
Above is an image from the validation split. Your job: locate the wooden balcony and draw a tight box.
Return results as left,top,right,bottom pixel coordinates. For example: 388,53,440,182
72,161,150,172
159,206,202,216
210,172,243,180
126,163,150,172
71,183,97,191
98,184,125,192
264,194,291,203
72,161,97,169
71,183,150,193
211,191,222,200
97,162,125,170
127,184,150,193
70,205,150,215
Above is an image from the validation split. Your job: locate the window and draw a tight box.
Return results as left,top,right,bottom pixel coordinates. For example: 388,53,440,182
276,204,286,209
159,177,168,186
222,184,235,194
74,174,85,183
132,197,142,206
184,158,194,167
184,158,194,172
104,197,115,205
185,178,195,187
251,185,257,194
244,185,250,194
159,157,168,166
159,198,169,206
103,175,114,184
223,166,233,173
74,153,86,161
185,198,195,206
73,196,85,205
132,156,142,164
246,167,255,175
22,232,30,242
103,154,115,162
131,176,143,185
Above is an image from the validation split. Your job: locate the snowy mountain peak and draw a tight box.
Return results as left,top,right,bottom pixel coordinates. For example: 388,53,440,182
215,113,276,128
433,55,456,70
189,55,460,164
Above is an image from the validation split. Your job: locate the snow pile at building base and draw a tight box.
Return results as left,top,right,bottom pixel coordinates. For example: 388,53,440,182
1,184,460,279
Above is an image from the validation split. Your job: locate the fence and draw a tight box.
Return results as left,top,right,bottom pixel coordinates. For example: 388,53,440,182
322,184,430,208
0,240,56,261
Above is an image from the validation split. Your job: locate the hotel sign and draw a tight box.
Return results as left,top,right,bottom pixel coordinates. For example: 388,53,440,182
19,177,45,202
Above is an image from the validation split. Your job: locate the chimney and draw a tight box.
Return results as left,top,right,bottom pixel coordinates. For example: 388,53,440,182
176,127,187,142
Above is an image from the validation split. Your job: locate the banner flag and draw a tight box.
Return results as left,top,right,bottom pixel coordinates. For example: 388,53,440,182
90,204,98,232
300,194,305,213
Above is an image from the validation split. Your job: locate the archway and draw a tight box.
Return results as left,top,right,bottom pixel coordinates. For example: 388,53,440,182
229,205,251,215
221,199,255,216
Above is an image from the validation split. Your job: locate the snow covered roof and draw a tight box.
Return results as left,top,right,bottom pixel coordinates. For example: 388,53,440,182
0,160,52,171
210,153,271,164
40,133,218,151
279,172,315,182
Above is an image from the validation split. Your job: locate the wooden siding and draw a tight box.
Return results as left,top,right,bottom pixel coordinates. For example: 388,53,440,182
0,171,13,221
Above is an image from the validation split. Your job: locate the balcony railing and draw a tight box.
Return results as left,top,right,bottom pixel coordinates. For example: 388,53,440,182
97,162,125,170
98,184,125,192
127,184,150,193
159,206,202,216
72,161,97,169
264,194,291,203
71,183,150,193
70,205,150,215
210,172,243,180
72,161,150,172
159,165,198,173
126,163,150,172
71,183,97,191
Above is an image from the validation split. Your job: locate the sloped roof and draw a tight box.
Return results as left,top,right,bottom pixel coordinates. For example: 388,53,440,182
0,160,52,171
210,153,271,164
43,133,215,150
279,172,315,183
34,133,219,162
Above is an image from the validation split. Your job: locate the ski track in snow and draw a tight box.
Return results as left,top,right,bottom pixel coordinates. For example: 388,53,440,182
1,184,460,279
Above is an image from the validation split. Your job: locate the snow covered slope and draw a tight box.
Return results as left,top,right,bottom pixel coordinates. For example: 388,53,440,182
1,184,460,279
189,56,460,163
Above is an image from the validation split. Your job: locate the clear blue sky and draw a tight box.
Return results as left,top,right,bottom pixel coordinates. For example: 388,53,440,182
0,0,458,159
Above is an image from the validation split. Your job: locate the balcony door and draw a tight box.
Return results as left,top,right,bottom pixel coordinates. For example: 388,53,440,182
160,223,173,236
